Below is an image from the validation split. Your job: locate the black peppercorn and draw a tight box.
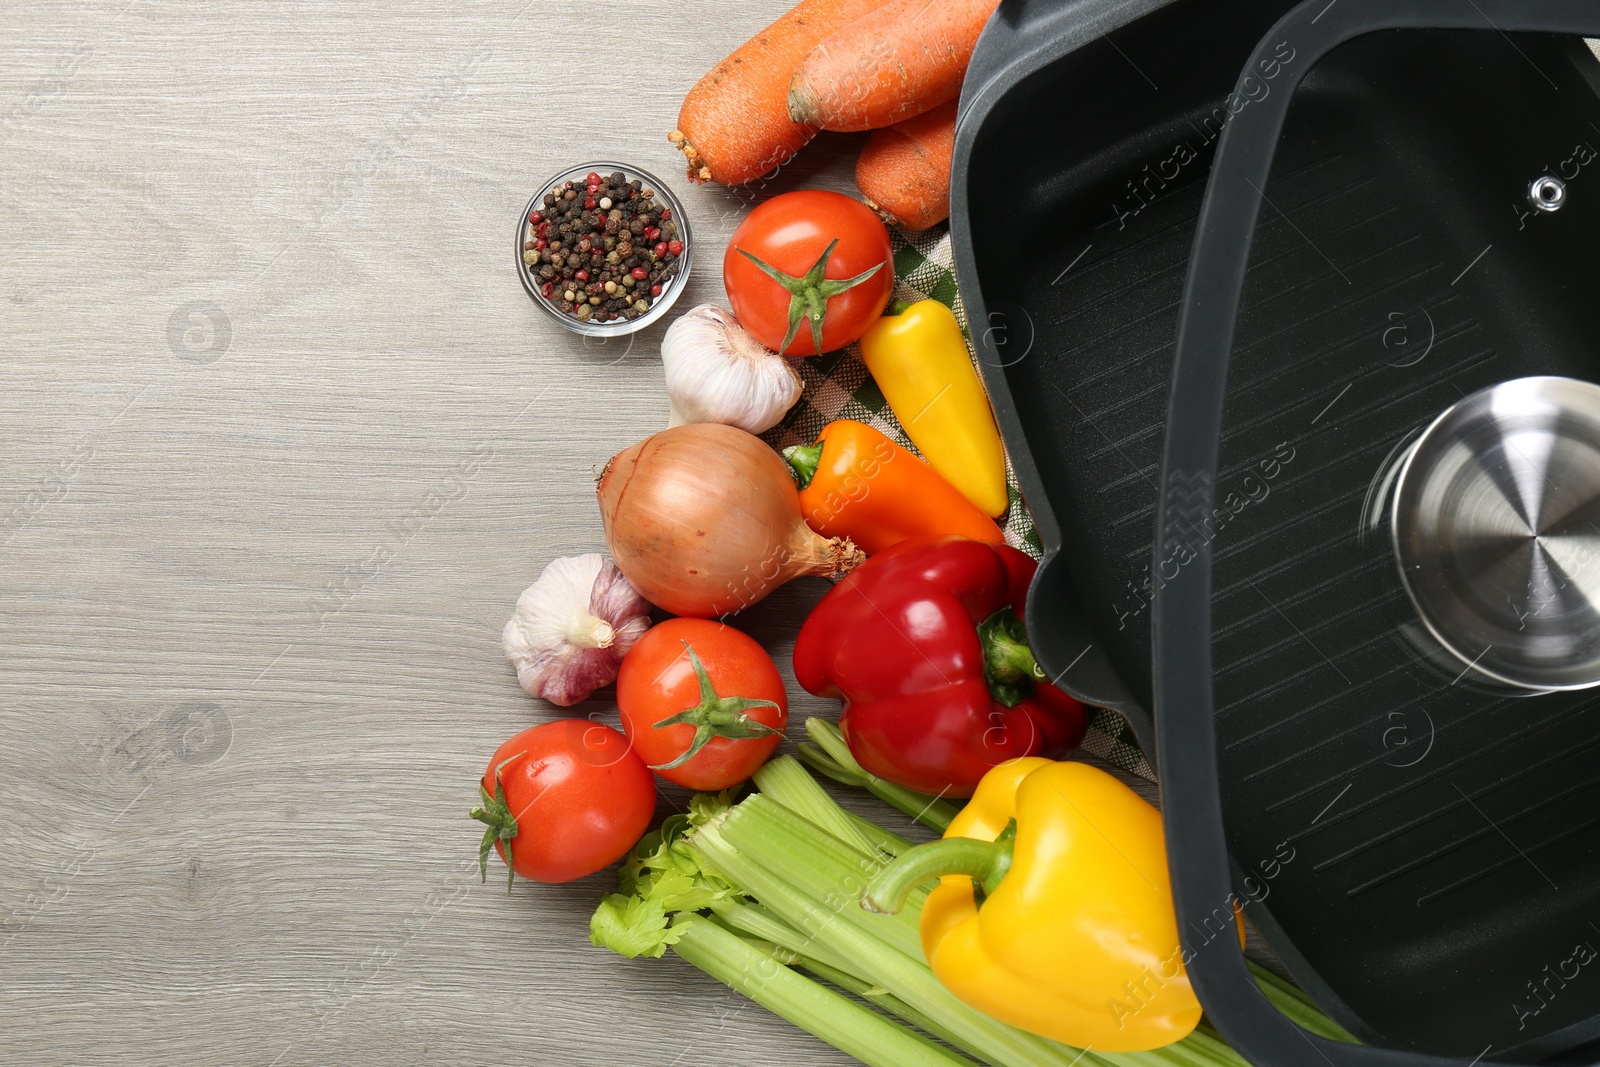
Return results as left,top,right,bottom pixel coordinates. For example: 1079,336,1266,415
525,169,684,323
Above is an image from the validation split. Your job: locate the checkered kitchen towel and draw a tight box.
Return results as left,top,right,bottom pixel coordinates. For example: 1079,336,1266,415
760,225,1156,782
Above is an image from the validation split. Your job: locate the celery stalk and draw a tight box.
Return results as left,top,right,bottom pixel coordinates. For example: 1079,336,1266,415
726,796,928,959
755,754,884,855
1246,961,1356,1043
690,814,1114,1067
1168,1027,1249,1067
799,956,994,1065
709,896,861,977
754,751,918,857
711,891,978,1061
845,809,913,856
669,916,978,1067
716,905,977,1061
802,719,962,831
782,955,983,1066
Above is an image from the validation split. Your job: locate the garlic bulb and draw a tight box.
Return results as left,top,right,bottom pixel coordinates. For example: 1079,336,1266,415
662,304,802,434
502,554,651,706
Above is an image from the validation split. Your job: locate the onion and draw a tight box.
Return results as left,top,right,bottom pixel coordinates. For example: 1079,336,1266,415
598,423,864,617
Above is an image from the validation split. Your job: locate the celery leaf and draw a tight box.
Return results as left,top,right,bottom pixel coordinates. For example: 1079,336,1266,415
589,893,685,960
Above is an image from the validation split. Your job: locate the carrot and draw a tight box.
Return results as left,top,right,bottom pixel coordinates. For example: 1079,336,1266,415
787,0,1000,132
670,0,892,185
854,99,956,231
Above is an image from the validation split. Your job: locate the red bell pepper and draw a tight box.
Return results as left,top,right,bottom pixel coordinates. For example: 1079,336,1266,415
792,536,1087,796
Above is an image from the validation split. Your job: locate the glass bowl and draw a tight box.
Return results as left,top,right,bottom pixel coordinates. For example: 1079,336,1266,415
515,160,693,337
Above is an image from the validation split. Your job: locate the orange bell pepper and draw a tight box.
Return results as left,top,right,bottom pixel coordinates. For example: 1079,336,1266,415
781,419,1003,555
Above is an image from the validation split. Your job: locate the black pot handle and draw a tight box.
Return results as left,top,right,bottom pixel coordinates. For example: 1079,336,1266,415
1153,2,1600,1065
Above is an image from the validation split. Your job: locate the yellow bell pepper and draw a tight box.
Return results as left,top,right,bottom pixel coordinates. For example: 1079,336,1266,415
858,299,1009,518
863,758,1206,1052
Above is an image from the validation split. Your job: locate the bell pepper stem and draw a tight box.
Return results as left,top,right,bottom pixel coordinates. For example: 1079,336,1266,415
861,822,1017,916
650,643,781,771
884,297,912,316
783,443,823,489
978,608,1048,707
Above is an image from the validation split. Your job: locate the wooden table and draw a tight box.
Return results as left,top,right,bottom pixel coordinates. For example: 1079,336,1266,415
0,2,899,1062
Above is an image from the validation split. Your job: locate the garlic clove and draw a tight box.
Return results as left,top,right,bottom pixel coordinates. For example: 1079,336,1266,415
502,554,651,706
661,304,802,435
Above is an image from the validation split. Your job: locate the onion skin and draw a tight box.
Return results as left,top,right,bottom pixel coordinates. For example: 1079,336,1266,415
598,424,864,617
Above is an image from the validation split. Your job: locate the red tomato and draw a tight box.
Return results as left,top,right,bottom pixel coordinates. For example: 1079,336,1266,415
617,618,788,790
471,720,655,886
723,190,893,356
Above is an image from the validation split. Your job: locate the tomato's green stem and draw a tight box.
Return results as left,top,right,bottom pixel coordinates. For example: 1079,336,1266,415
468,753,525,892
650,642,781,772
736,239,884,355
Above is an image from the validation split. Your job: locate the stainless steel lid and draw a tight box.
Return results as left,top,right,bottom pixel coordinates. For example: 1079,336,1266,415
1392,376,1600,690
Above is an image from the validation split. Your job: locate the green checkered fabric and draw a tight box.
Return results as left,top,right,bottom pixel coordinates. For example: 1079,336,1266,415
762,225,1155,782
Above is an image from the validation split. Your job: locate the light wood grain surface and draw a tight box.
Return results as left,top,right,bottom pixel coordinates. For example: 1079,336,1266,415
0,2,924,1064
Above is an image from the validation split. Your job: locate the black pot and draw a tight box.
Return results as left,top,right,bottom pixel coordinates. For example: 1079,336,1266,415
952,0,1600,1061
